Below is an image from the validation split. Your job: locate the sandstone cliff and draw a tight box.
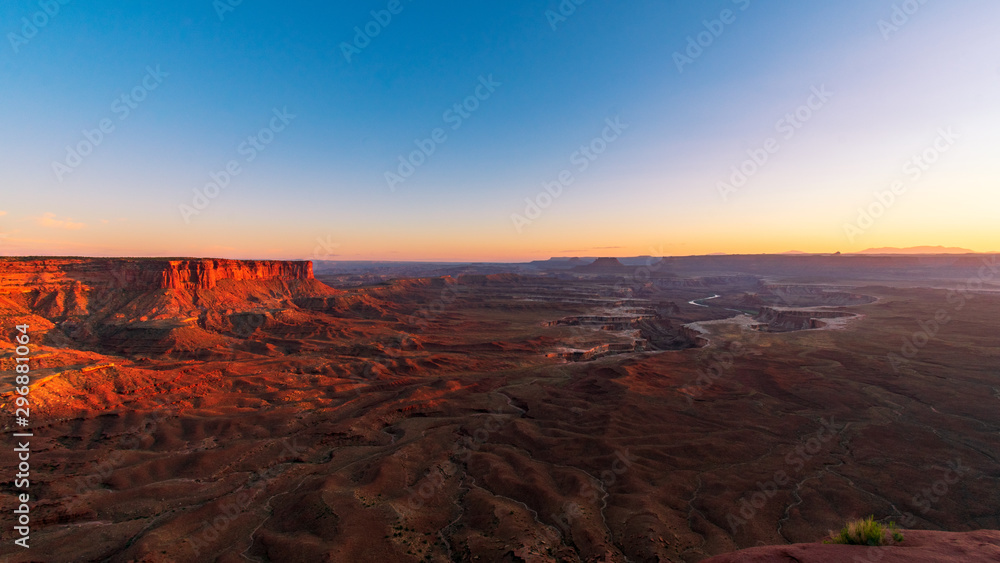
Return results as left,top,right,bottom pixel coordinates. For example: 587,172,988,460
754,306,856,332
0,257,313,292
0,257,335,356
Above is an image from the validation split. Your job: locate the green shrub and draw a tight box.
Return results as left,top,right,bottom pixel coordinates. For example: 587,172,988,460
824,516,904,546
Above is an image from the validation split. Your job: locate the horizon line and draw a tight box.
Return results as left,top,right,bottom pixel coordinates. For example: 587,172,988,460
2,250,997,264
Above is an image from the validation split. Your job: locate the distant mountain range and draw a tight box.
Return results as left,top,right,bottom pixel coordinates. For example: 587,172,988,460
854,246,975,255
775,247,979,255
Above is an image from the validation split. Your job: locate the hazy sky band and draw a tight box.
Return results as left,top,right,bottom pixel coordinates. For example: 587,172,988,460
1,0,997,260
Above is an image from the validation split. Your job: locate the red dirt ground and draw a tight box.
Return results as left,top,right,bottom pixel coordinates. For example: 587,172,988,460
0,257,997,562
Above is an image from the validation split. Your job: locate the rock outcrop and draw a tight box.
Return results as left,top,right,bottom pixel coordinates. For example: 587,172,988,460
754,306,856,332
0,258,313,292
573,257,629,273
0,258,334,355
701,529,1000,562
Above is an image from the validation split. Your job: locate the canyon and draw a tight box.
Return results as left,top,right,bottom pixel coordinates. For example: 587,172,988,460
0,256,997,562
0,258,314,292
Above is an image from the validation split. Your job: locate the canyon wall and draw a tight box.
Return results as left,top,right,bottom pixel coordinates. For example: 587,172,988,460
755,306,855,332
0,258,327,353
0,258,314,292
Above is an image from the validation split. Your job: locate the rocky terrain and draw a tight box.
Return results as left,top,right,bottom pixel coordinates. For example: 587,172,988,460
701,529,1000,562
0,256,997,562
0,258,314,292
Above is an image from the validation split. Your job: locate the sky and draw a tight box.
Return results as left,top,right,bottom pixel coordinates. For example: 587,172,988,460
1,0,998,261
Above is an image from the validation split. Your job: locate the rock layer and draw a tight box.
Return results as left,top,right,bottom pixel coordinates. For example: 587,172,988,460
0,258,331,355
754,306,857,332
0,257,313,292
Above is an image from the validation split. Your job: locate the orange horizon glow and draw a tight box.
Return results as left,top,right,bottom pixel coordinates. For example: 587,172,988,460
1,237,996,264
1,204,998,263
4,2,998,269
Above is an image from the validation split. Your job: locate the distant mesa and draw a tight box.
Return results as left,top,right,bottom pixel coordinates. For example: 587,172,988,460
528,256,680,275
573,257,629,272
527,257,593,270
855,246,974,255
587,257,625,268
0,257,337,358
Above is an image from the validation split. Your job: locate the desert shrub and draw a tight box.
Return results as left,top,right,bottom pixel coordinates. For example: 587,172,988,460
825,516,904,546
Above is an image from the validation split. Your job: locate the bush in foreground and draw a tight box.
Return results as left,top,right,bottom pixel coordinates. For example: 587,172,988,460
825,516,904,546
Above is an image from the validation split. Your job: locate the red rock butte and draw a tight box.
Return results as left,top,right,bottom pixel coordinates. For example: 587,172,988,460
0,258,333,357
0,257,314,291
573,256,629,272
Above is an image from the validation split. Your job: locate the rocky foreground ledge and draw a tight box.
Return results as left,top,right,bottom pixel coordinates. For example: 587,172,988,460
702,530,1000,562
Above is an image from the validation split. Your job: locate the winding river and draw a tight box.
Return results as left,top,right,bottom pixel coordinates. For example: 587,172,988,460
688,294,720,307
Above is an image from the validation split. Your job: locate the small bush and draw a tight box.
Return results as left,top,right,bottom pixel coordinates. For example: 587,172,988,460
825,516,904,546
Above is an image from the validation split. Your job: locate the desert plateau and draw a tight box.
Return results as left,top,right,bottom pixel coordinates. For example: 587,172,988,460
5,1,999,560
0,255,997,562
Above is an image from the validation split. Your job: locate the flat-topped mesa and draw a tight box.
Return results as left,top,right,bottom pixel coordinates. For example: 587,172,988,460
0,258,314,292
573,257,629,272
754,305,856,331
159,260,313,290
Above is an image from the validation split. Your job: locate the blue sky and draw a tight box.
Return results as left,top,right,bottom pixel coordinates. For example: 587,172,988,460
2,0,998,260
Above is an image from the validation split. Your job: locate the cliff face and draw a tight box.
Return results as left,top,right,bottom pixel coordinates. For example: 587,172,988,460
655,275,762,289
754,306,855,332
0,258,314,292
0,258,335,356
158,260,313,290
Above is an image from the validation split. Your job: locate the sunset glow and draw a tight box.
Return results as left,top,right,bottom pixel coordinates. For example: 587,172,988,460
2,0,998,260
